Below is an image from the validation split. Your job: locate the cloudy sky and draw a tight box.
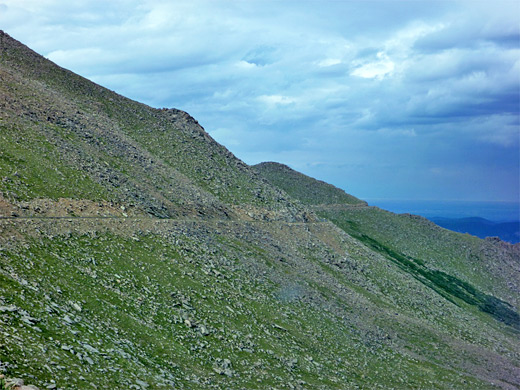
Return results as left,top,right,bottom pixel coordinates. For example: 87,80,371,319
1,0,519,203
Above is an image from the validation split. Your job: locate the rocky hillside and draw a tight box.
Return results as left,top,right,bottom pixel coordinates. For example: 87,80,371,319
0,31,308,222
257,163,520,307
254,162,367,207
1,31,519,390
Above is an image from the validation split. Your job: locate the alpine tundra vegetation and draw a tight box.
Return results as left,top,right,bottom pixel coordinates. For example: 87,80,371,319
0,31,519,390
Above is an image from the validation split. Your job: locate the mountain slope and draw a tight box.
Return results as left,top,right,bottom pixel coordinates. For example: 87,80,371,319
0,31,308,222
1,32,519,390
256,162,520,317
255,162,366,206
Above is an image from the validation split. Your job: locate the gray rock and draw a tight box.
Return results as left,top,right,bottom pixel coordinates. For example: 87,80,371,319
21,315,38,325
199,325,210,336
6,378,24,386
0,305,18,313
82,343,99,354
286,358,298,369
213,358,234,377
135,379,149,388
62,314,74,325
184,319,195,328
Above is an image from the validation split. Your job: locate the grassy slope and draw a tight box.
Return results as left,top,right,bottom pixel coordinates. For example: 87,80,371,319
0,32,519,389
2,219,515,389
319,208,520,314
256,162,520,315
257,162,520,384
254,162,366,206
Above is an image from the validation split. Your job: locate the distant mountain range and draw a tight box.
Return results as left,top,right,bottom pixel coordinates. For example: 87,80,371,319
430,217,520,244
1,30,519,389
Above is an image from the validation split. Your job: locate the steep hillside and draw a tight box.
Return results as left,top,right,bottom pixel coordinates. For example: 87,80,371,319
318,208,520,310
254,162,366,206
0,31,308,222
1,32,519,390
258,162,520,319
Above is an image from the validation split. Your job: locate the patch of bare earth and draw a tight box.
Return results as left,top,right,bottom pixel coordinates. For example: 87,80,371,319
0,195,145,218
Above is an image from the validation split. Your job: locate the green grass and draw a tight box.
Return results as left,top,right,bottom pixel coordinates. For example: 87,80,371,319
0,224,500,389
254,162,366,206
322,212,520,331
0,124,109,201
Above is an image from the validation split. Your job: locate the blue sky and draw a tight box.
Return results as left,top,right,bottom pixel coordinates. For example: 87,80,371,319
1,0,519,202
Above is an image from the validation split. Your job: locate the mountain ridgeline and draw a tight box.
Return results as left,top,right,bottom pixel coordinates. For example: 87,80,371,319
0,31,519,390
430,217,520,244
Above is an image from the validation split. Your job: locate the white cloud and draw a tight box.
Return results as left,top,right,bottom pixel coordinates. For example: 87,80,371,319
351,52,395,79
317,58,342,67
235,60,257,69
258,95,296,106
